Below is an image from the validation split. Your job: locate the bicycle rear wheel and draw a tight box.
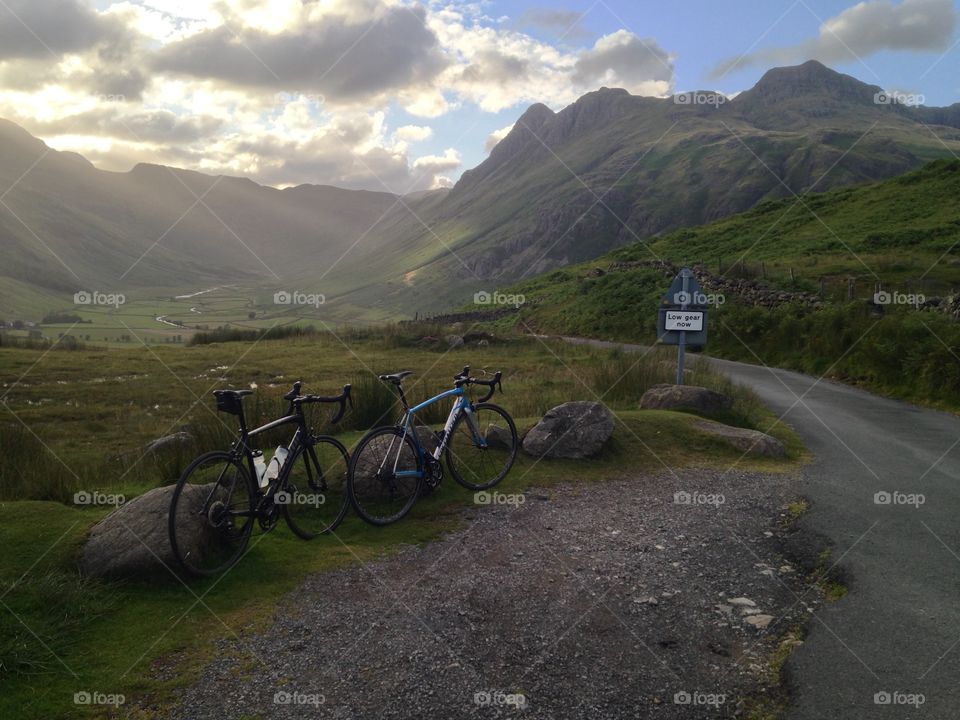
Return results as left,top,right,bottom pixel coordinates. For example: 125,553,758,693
446,403,518,490
168,451,255,577
282,436,350,538
348,426,423,526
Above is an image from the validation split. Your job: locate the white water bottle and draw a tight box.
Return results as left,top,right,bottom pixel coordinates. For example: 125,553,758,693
266,446,289,482
252,451,268,489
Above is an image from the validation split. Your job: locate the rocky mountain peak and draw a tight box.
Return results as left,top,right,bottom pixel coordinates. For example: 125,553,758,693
737,59,878,106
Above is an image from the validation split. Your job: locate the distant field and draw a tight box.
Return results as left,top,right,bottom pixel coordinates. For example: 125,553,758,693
1,284,395,347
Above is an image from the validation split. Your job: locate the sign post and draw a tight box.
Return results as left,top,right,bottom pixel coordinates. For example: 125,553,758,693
677,271,689,385
656,267,708,385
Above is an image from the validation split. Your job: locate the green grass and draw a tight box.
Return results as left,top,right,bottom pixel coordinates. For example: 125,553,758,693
0,329,801,719
485,159,960,410
0,329,796,504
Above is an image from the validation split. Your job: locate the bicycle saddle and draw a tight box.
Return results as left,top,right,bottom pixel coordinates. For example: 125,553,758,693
213,389,254,399
379,371,413,384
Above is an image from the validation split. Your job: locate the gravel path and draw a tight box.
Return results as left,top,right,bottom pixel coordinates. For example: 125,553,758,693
165,468,819,719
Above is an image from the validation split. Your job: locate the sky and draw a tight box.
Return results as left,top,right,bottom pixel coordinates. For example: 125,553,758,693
0,0,957,193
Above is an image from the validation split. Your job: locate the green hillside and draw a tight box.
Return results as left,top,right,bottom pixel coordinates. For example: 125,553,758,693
341,61,960,314
490,159,960,408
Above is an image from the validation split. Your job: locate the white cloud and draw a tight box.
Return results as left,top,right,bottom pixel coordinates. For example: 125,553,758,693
0,0,677,191
710,0,957,78
572,30,673,95
485,123,514,152
394,124,433,142
413,147,461,172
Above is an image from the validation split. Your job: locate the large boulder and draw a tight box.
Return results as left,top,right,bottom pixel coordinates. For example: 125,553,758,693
639,384,732,415
484,423,514,450
694,420,786,458
522,401,614,459
415,425,440,455
80,484,208,578
144,431,194,454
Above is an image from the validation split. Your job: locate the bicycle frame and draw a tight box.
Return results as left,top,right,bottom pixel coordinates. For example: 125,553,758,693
233,411,308,497
392,385,486,480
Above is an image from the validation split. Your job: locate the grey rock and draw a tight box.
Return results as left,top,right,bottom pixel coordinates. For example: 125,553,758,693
145,431,194,454
484,423,514,450
415,425,440,455
446,335,464,348
639,384,732,415
744,614,775,629
695,420,786,458
522,401,614,459
80,484,203,578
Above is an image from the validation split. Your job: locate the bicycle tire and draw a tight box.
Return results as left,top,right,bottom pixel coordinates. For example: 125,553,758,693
348,426,423,526
168,450,255,577
446,403,518,490
281,436,350,538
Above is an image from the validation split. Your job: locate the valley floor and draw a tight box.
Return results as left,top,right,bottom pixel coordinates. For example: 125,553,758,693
158,470,814,720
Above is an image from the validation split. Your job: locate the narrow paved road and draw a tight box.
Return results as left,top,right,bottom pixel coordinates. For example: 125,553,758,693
562,337,960,718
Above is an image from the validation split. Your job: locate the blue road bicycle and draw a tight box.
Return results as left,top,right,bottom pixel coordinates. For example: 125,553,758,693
347,366,518,525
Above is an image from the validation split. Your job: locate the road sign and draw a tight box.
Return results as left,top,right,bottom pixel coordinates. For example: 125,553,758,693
656,267,709,385
664,310,704,331
661,273,705,308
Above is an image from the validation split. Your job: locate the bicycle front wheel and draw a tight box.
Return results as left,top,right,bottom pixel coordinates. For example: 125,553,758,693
348,426,423,526
282,436,350,538
168,451,255,577
446,403,518,490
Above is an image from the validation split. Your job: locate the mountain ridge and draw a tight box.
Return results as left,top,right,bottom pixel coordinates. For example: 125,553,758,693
3,60,960,321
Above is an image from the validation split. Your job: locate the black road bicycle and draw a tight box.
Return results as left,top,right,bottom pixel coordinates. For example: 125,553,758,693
347,365,518,525
168,381,351,576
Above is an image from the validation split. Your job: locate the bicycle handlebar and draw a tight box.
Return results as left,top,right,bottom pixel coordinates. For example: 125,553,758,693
291,383,352,424
455,370,503,402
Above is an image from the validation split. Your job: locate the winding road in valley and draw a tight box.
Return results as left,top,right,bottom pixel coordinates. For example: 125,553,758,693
561,336,960,718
